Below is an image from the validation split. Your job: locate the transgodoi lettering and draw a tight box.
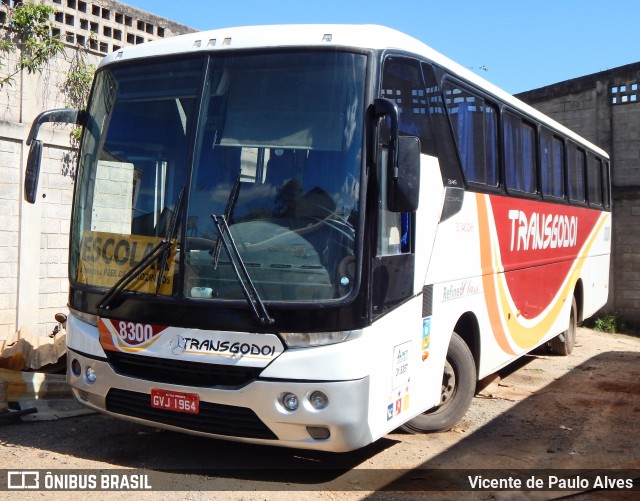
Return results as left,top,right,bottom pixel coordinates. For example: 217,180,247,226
508,209,578,252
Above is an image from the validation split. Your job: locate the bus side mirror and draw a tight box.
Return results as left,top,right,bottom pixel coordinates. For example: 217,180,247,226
25,140,43,203
388,135,420,212
24,108,83,204
373,98,420,212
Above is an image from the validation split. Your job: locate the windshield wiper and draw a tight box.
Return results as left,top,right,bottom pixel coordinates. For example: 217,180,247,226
210,174,241,269
155,187,185,293
97,239,173,313
97,187,185,313
211,213,274,326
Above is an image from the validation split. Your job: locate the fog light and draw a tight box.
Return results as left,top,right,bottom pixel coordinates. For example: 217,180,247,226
85,366,97,383
308,390,329,410
306,426,331,440
282,393,299,411
71,358,81,376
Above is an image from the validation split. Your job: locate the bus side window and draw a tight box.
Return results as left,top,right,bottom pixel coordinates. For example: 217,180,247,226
602,161,611,208
587,153,603,207
380,57,431,149
540,129,565,199
377,146,405,256
567,143,586,203
442,83,499,188
503,111,537,194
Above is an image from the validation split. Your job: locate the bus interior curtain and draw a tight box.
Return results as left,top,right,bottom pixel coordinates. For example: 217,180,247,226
456,101,475,183
503,115,519,190
522,125,535,192
484,106,497,186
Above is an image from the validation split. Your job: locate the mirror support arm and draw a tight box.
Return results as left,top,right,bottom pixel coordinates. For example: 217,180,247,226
373,98,399,176
24,108,85,204
372,98,420,213
26,108,84,145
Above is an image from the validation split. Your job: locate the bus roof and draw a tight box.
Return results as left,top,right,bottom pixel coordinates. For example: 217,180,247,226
99,24,608,159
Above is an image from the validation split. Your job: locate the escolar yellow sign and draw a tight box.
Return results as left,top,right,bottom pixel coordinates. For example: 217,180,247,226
77,231,176,295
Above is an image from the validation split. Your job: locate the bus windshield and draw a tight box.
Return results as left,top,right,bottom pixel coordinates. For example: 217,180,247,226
70,51,366,304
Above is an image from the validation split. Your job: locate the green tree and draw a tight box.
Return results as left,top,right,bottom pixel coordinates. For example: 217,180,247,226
0,2,64,87
60,43,95,177
62,47,94,112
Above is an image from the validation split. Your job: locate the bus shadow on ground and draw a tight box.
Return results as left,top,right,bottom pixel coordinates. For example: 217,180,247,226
1,396,399,486
122,429,399,486
363,349,640,495
144,349,638,491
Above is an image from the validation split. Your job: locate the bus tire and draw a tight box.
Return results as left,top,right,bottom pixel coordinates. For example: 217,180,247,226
549,297,577,356
401,332,476,434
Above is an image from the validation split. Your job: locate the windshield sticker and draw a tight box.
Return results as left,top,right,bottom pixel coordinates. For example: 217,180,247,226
78,231,176,295
99,318,284,367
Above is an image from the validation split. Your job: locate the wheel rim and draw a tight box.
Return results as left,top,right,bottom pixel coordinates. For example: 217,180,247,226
403,332,476,431
438,359,456,408
567,303,576,345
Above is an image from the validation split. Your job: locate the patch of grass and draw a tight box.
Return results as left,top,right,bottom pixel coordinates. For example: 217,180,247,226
591,313,625,334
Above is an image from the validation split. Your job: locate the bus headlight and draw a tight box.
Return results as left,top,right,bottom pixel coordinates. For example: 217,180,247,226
282,393,299,411
279,330,361,348
308,391,329,410
71,358,81,377
85,367,97,384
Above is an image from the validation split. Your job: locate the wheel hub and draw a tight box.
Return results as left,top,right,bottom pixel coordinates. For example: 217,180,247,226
440,359,456,406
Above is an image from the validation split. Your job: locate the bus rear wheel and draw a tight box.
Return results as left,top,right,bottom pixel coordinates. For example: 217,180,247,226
549,297,577,356
401,332,476,434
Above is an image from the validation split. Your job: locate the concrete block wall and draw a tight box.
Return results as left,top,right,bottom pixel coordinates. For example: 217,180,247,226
49,0,191,52
612,104,640,186
0,121,81,339
37,143,75,330
0,129,20,341
0,0,194,340
612,190,640,324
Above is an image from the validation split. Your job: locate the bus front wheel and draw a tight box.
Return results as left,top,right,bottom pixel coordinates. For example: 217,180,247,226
401,332,476,434
549,297,577,356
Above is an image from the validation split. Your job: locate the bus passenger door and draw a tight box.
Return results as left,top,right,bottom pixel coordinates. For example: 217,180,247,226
369,57,447,432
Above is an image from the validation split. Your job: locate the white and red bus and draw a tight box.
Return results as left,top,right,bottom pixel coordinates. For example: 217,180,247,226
26,25,611,452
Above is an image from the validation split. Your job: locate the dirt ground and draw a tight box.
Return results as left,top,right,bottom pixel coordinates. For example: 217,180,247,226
1,327,639,500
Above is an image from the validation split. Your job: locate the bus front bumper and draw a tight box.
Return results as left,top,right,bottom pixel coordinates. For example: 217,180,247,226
68,348,372,452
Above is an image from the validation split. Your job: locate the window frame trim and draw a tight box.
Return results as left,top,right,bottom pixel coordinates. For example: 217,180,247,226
441,76,502,193
539,126,567,203
501,108,539,199
566,140,589,207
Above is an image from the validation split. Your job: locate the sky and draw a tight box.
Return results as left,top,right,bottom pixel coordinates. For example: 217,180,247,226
122,0,639,95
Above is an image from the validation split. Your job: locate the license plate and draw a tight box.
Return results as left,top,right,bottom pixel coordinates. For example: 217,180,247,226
150,389,199,414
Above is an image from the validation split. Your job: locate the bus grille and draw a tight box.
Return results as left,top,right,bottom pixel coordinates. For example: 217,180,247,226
106,388,277,440
106,351,262,388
